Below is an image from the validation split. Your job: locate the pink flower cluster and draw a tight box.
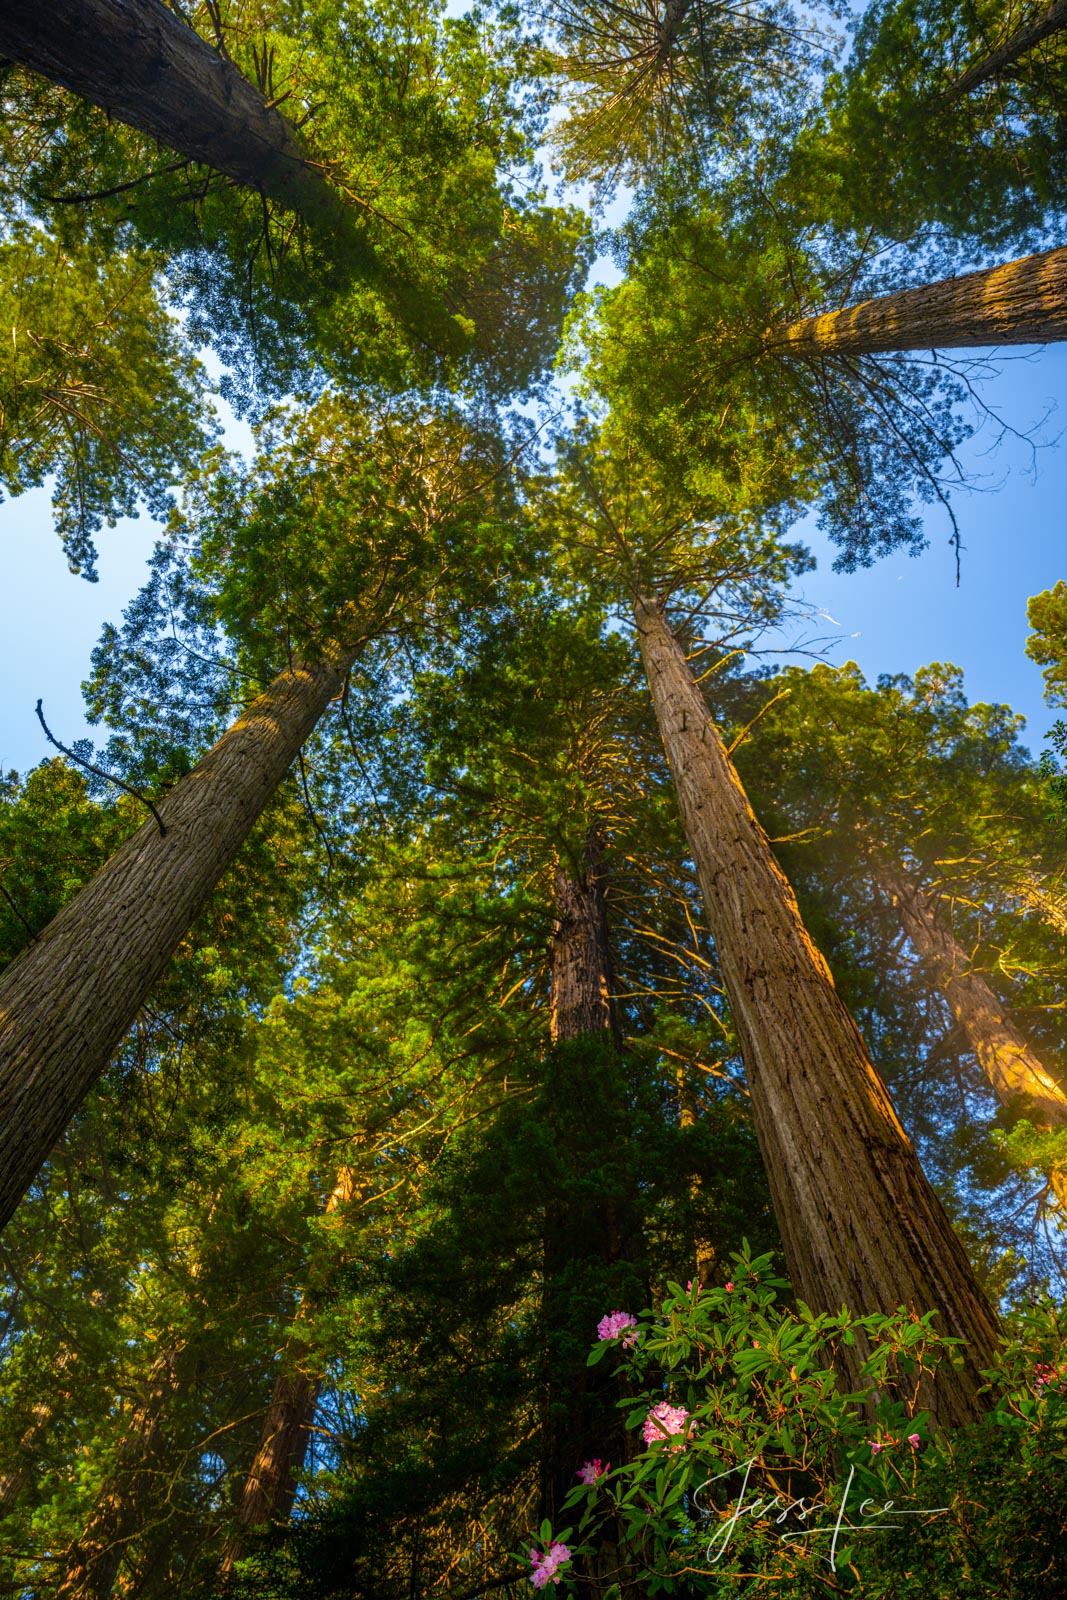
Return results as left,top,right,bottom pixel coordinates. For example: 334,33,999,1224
576,1458,609,1486
529,1542,571,1588
597,1310,638,1348
643,1401,690,1450
867,1434,920,1454
1034,1361,1067,1395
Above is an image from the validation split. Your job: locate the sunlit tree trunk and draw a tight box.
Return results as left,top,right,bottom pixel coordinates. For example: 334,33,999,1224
882,865,1067,1205
0,627,367,1232
769,245,1067,354
0,0,348,234
634,594,1000,1428
943,1,1067,101
220,1169,356,1575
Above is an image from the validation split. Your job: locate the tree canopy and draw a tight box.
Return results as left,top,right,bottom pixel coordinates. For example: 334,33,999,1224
1,1,1067,1596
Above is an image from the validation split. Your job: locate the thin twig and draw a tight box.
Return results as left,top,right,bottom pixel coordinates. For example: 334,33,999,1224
35,701,166,838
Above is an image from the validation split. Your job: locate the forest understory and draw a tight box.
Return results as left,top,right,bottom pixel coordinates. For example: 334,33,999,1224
2,0,1067,1596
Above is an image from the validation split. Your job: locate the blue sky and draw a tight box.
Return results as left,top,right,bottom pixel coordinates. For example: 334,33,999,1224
0,340,1065,774
772,342,1067,750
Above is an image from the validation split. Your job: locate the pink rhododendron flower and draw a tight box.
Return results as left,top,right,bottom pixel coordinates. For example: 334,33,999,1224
907,1434,920,1449
867,1439,882,1454
576,1458,609,1485
643,1401,690,1449
530,1542,571,1588
597,1311,638,1348
725,1281,734,1292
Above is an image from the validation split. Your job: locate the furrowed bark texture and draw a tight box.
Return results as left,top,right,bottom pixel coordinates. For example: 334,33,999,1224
549,835,622,1048
883,867,1067,1205
770,245,1067,354
56,1349,181,1600
0,637,362,1231
220,1169,356,1575
221,1375,319,1573
943,0,1067,101
0,0,347,232
634,596,999,1428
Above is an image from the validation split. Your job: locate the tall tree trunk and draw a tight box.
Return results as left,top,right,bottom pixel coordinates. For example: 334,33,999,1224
542,832,621,1530
550,835,622,1048
768,245,1067,355
633,595,1000,1428
0,627,366,1231
942,1,1067,102
56,1348,181,1600
656,0,693,65
543,834,637,1596
0,0,349,237
882,865,1067,1205
220,1169,356,1575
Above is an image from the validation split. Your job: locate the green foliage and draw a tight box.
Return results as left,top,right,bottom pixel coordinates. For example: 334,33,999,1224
232,1038,774,1598
564,205,975,571
2,1,1067,1592
796,0,1067,248
1,1,591,404
0,224,215,574
542,0,839,198
543,1249,1067,1597
719,657,1067,1283
1027,581,1067,708
0,760,128,967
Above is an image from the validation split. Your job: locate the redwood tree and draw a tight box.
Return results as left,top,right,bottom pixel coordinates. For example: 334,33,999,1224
633,594,1000,1426
0,400,519,1229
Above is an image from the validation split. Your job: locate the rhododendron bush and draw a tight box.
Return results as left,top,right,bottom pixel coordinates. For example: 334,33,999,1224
528,1246,1067,1598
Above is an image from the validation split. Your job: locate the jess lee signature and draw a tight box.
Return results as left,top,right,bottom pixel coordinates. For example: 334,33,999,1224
692,1458,949,1571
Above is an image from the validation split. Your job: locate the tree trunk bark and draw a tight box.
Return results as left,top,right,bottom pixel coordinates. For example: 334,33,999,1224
56,1348,181,1600
220,1169,356,1575
543,835,639,1596
542,833,620,1531
0,0,349,236
882,865,1067,1204
634,595,1000,1428
656,0,693,65
942,1,1067,102
0,628,366,1232
768,245,1067,355
220,1372,319,1574
549,835,622,1048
